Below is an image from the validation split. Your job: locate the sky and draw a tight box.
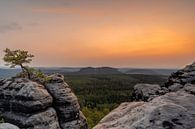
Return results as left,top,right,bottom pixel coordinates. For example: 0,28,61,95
0,0,194,68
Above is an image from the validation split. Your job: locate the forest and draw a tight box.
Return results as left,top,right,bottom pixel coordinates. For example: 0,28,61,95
63,74,168,128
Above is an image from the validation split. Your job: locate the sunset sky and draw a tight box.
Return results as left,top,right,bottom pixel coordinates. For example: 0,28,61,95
0,0,194,68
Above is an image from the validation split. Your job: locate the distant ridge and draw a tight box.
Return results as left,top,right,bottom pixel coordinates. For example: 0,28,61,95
75,67,122,74
0,68,21,78
0,67,177,78
120,68,177,75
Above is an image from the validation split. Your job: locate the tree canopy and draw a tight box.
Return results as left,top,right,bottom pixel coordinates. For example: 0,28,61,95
3,48,34,78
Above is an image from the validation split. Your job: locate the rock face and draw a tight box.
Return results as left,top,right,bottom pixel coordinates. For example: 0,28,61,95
94,62,195,129
0,74,88,129
0,123,20,129
94,91,195,129
45,74,88,129
165,62,195,86
132,62,195,102
132,84,166,101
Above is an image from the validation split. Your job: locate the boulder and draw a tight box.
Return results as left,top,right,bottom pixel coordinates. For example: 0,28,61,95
0,123,19,129
133,84,166,101
1,108,60,129
0,78,53,113
183,83,195,95
0,74,88,129
94,91,195,129
168,83,183,92
165,62,195,86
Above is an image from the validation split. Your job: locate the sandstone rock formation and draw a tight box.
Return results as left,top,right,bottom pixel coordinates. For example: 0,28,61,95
132,84,166,101
0,74,88,129
0,123,20,129
94,91,195,129
94,62,195,129
165,62,195,86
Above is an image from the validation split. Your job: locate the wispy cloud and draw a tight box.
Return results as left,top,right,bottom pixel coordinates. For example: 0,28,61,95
0,22,22,33
31,7,110,18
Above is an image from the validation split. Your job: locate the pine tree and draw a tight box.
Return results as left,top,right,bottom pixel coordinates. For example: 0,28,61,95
3,48,34,79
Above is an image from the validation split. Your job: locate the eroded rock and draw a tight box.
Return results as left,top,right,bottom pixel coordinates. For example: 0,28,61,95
46,74,88,129
0,74,88,129
94,91,195,129
165,62,195,86
94,61,195,129
0,78,53,113
133,83,167,101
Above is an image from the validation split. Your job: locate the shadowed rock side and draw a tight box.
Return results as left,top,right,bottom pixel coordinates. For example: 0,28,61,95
0,74,88,129
94,62,195,129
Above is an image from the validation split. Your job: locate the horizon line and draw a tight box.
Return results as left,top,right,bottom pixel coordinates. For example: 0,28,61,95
0,66,178,70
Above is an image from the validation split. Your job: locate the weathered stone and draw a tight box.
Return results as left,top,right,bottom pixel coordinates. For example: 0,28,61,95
0,74,88,129
0,78,53,113
165,62,195,86
183,83,195,95
133,84,164,101
46,74,88,129
168,83,183,92
0,123,20,129
61,111,88,129
183,62,195,72
95,61,195,129
94,91,195,129
1,108,60,129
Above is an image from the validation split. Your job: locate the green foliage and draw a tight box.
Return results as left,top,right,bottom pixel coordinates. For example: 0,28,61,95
3,48,34,68
3,48,50,82
64,74,167,128
28,68,52,83
0,116,4,123
82,107,110,128
3,48,34,78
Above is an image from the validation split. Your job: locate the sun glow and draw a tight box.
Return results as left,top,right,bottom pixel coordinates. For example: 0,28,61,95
0,0,194,67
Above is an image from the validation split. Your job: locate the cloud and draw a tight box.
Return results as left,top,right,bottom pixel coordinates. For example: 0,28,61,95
31,7,110,18
0,22,22,33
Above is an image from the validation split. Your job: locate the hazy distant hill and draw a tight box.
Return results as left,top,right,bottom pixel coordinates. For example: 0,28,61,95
0,67,177,79
75,67,122,74
120,68,177,75
0,68,21,78
38,67,80,74
0,67,80,79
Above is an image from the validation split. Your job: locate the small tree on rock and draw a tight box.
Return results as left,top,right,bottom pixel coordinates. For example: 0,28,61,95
3,48,34,79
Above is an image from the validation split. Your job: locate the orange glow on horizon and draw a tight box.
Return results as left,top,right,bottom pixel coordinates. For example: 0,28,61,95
0,0,194,68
